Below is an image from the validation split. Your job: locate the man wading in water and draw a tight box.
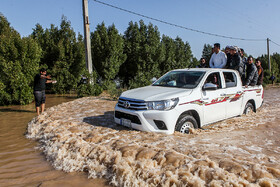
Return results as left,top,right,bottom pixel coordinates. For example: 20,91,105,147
33,68,56,115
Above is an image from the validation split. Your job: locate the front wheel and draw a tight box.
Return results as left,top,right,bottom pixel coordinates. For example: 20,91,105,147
175,115,198,134
243,102,254,115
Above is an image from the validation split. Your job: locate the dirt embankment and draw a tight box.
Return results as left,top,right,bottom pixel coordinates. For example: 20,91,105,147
26,88,280,186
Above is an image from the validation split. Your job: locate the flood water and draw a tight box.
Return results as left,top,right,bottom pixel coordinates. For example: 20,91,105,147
0,95,109,187
1,88,280,186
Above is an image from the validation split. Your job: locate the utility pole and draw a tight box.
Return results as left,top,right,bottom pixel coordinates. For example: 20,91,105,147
267,38,271,72
83,0,93,74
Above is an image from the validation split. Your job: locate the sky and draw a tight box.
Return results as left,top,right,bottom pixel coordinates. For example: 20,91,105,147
1,0,280,59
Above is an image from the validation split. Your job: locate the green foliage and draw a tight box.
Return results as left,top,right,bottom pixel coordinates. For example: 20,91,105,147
270,53,280,83
174,37,193,68
77,71,103,98
160,35,176,73
8,12,280,105
0,15,41,105
77,83,103,98
192,57,199,68
31,16,86,93
106,81,124,100
257,53,280,84
159,35,194,75
202,44,212,65
128,72,153,89
119,21,141,86
91,22,126,90
0,81,11,104
262,69,271,86
50,61,77,94
120,20,164,88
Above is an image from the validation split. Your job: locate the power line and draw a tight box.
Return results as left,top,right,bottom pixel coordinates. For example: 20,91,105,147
92,0,266,42
209,0,272,37
270,39,280,48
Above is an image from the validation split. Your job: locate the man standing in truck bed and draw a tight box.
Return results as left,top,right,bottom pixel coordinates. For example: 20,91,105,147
244,56,258,87
209,43,227,68
226,46,244,77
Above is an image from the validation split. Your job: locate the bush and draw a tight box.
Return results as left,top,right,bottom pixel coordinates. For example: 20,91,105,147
128,72,152,89
50,61,78,94
76,71,103,98
77,83,103,98
0,15,41,105
0,82,11,105
106,81,125,100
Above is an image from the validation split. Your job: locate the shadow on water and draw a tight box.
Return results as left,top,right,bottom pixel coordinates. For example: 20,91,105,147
99,97,117,102
49,95,117,101
83,111,130,131
0,108,34,113
50,95,78,99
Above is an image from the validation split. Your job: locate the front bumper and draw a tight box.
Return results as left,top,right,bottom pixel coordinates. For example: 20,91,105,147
114,105,179,134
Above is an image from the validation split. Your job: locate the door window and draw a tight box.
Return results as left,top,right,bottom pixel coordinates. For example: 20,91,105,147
204,72,222,89
223,72,237,88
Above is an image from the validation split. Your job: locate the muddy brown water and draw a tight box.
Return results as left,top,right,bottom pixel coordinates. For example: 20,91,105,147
0,95,109,187
1,88,280,186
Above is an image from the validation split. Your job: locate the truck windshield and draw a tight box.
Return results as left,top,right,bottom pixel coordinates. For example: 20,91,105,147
153,71,205,89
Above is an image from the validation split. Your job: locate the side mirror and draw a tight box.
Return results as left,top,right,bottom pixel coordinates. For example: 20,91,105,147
150,77,157,84
203,83,217,91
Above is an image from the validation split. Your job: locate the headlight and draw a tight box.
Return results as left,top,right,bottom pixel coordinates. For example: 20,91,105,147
147,98,179,110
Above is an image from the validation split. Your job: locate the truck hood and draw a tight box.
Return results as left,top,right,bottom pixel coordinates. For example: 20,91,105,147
120,86,193,101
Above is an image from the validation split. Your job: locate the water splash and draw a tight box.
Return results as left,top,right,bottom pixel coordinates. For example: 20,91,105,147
26,90,280,186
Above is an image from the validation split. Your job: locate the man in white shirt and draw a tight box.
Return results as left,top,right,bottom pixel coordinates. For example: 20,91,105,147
209,43,227,68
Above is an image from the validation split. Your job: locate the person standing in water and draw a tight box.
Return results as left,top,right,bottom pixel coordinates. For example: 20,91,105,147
33,68,56,115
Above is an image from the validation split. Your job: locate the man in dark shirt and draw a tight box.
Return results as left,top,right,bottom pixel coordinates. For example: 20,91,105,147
244,56,258,87
33,68,55,115
240,48,247,84
226,46,244,76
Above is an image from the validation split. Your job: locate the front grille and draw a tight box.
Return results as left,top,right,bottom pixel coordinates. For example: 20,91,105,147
115,111,141,125
117,97,147,110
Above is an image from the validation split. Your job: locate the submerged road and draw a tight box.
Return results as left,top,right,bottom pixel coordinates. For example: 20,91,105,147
0,95,110,187
24,88,280,186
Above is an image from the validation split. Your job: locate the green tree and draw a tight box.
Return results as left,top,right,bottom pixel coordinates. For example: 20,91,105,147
192,57,199,68
202,43,212,65
31,16,86,94
91,22,126,89
159,35,193,74
0,14,41,105
174,37,192,69
119,21,141,86
271,53,280,83
258,54,280,84
160,35,176,74
121,20,163,88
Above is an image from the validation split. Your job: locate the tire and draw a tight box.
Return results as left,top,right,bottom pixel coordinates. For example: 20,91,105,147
243,102,254,115
175,115,198,134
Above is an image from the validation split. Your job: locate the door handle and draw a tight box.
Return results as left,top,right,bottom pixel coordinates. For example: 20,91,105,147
237,91,242,94
220,93,226,96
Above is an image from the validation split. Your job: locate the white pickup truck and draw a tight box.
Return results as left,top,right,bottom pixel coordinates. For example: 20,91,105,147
114,68,263,134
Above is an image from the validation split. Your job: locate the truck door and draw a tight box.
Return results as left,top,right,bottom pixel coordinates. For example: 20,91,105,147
223,72,243,118
202,72,226,124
